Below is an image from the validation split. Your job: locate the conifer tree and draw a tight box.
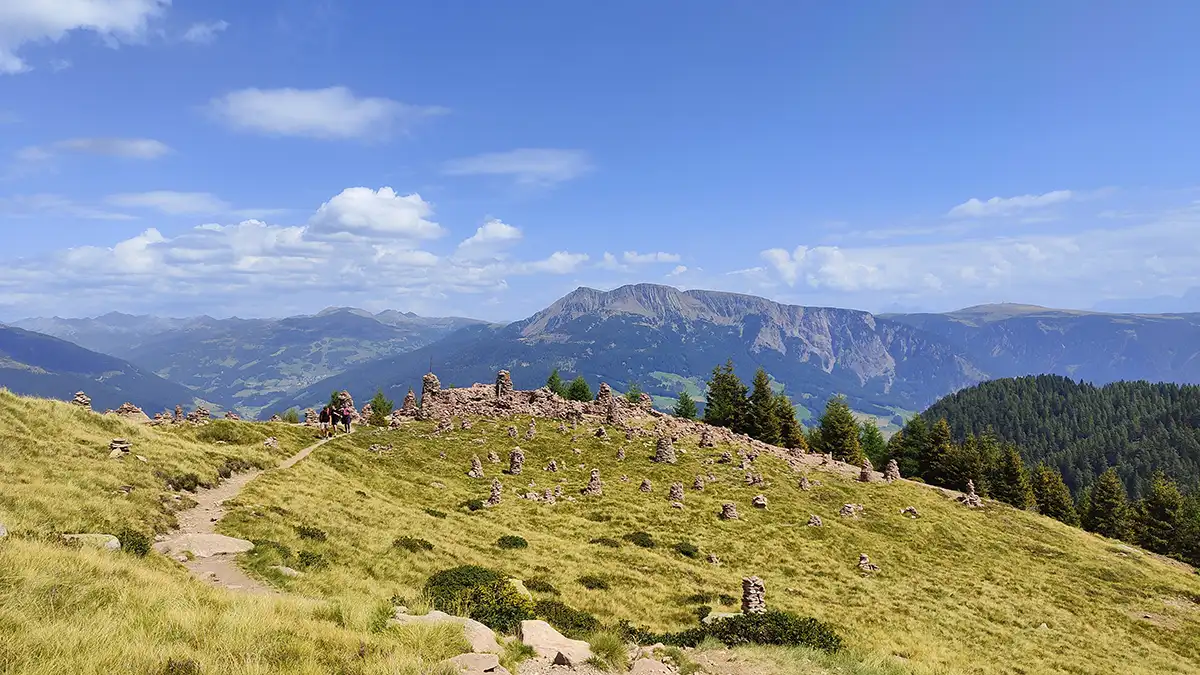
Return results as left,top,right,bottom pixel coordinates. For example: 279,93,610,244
974,430,1002,495
1031,463,1078,525
922,418,954,487
746,367,780,445
775,393,807,451
990,444,1034,509
367,389,394,427
625,381,643,404
816,395,863,464
566,376,593,402
703,360,748,432
859,419,887,468
1133,472,1183,556
674,391,698,420
546,369,566,397
804,425,821,452
1082,468,1130,539
890,415,928,479
1177,494,1200,567
944,433,988,493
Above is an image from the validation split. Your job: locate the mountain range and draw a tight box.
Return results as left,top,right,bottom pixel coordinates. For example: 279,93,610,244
6,284,1200,424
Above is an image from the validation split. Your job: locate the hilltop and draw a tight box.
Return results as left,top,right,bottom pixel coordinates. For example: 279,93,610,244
2,384,1199,674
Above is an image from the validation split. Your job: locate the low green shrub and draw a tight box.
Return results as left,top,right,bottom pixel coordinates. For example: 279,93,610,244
682,592,715,605
623,531,656,548
424,508,448,519
117,528,151,557
296,551,327,570
525,577,559,595
462,499,484,512
587,631,629,671
250,539,292,562
584,512,612,523
497,535,528,550
281,408,300,424
718,594,736,606
673,541,700,558
589,537,620,548
461,579,536,633
161,471,202,493
425,565,507,610
393,536,434,553
707,610,843,653
535,600,600,639
577,575,610,590
694,605,712,621
295,524,327,541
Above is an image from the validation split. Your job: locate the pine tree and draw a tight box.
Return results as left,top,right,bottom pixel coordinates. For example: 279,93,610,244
859,419,887,468
775,393,807,451
703,360,748,432
973,430,1002,495
1082,468,1130,539
804,425,821,452
746,368,780,445
1031,463,1079,525
625,381,643,404
367,389,394,427
1177,494,1200,567
922,419,954,487
674,391,698,419
1133,472,1183,556
990,444,1034,509
816,396,863,464
546,369,566,397
566,376,593,402
944,434,988,492
890,416,928,479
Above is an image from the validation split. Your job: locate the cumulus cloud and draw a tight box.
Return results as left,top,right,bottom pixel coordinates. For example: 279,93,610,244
523,251,590,274
667,265,688,277
0,0,167,74
106,191,229,215
442,149,591,187
456,219,522,260
597,252,628,272
182,20,228,44
206,87,447,140
307,187,445,240
948,190,1073,218
623,251,681,264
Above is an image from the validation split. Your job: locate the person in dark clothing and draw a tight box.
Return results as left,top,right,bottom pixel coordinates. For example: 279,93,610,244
341,404,353,433
318,406,331,438
329,406,341,435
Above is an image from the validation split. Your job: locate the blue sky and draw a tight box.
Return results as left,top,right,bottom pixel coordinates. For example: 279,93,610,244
2,0,1200,321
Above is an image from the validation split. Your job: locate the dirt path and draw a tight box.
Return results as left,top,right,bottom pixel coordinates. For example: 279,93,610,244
156,431,343,594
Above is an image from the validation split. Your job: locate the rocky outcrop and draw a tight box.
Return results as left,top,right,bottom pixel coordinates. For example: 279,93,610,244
518,620,593,667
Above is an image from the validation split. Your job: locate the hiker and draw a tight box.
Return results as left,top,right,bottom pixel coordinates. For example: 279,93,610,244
341,403,353,433
318,405,331,438
329,405,342,435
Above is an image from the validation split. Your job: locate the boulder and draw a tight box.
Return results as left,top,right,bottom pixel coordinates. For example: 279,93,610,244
508,578,533,600
391,610,503,654
62,533,120,551
630,658,673,675
154,533,254,558
518,619,593,666
446,652,501,673
0,522,7,538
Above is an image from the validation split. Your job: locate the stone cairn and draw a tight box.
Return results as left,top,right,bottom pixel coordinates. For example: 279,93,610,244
637,392,653,410
720,502,739,520
461,419,472,430
717,450,733,464
436,416,453,434
858,458,874,483
109,438,131,458
668,482,685,503
174,405,184,423
798,475,812,491
699,427,715,448
188,406,212,423
71,391,92,409
542,488,556,505
485,479,503,507
807,514,823,527
507,425,518,439
269,414,282,423
840,503,865,518
419,373,441,419
525,419,536,440
884,459,901,482
745,472,764,486
360,403,373,422
594,426,608,439
337,390,356,415
596,382,613,406
639,479,653,493
468,456,484,479
625,428,634,441
900,506,921,519
959,480,984,508
858,553,881,574
224,411,241,421
557,421,568,434
495,370,513,400
741,576,766,614
554,485,563,498
263,436,279,449
509,448,525,475
653,436,677,464
616,447,626,461
402,389,417,415
582,469,603,496
487,450,500,463
606,397,619,425
693,475,705,491
115,402,144,416
752,494,768,509
545,459,558,473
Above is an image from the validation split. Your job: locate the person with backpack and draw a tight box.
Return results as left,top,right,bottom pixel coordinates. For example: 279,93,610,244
341,403,354,433
318,405,331,437
329,405,341,435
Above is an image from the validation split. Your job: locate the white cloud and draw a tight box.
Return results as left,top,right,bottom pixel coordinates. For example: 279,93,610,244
623,250,681,264
206,87,446,140
442,149,591,187
15,138,171,168
182,20,228,44
0,193,135,220
948,190,1073,218
308,187,445,240
597,252,628,272
106,191,229,215
0,0,167,74
667,265,688,277
456,219,522,260
523,251,589,274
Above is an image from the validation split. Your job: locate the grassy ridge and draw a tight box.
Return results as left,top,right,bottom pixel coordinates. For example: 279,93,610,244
223,417,1200,675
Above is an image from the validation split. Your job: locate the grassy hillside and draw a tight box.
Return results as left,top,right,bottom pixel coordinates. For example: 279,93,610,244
220,417,1200,675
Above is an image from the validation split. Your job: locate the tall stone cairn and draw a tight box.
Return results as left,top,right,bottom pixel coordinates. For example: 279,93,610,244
71,391,91,409
509,448,525,475
668,482,685,503
616,447,626,461
884,459,901,483
637,392,653,410
596,382,613,405
487,450,500,463
693,475,705,491
508,426,518,439
174,404,183,423
858,458,874,483
419,373,441,419
959,480,983,508
653,436,677,464
524,419,536,440
606,396,619,425
798,475,812,491
303,408,318,426
468,455,484,479
486,479,503,507
495,370,513,399
720,502,739,520
402,389,417,415
718,450,733,464
337,390,355,412
639,478,653,493
741,576,766,614
699,427,715,448
582,469,603,496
